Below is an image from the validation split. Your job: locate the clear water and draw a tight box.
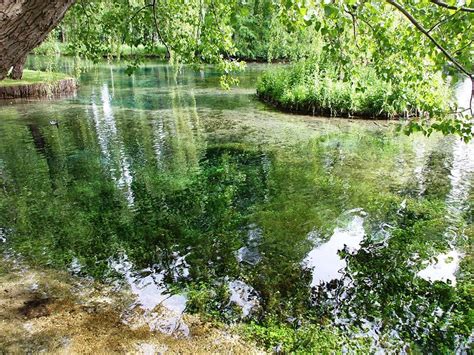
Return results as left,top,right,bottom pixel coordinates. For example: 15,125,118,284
0,57,472,351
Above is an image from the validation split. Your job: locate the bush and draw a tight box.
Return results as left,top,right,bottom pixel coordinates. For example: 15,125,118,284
257,60,451,119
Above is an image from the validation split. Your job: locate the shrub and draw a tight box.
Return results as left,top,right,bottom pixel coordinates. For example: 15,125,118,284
257,61,451,119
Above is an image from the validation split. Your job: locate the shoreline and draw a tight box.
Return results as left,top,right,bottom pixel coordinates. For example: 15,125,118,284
0,257,261,353
0,71,77,100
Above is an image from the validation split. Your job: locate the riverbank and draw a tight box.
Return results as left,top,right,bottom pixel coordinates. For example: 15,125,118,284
0,257,261,353
32,42,168,60
0,70,77,99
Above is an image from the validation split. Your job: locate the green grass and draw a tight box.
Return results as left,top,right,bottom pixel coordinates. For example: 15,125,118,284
256,61,452,119
0,70,71,87
115,44,167,58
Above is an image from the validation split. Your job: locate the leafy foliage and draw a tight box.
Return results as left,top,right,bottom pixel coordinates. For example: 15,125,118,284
59,0,246,84
26,0,473,139
257,59,452,118
255,0,473,138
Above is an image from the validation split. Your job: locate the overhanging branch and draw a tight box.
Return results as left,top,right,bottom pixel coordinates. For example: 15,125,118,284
429,0,474,13
386,0,472,78
152,0,170,59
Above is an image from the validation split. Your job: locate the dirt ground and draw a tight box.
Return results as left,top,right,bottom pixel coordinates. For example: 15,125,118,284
0,257,262,354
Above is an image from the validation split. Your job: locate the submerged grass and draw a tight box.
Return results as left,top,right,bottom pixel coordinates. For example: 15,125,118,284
241,322,373,353
256,61,452,119
0,258,261,353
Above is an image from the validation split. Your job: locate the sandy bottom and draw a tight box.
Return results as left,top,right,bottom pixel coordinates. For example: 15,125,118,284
0,257,261,354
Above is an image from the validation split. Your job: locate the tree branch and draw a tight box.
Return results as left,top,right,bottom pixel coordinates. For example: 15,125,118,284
386,0,472,78
429,0,474,13
427,10,460,33
122,4,153,44
152,0,170,59
344,9,361,49
455,37,473,55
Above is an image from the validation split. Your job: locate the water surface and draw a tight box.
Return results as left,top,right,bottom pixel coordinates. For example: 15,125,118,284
0,58,472,351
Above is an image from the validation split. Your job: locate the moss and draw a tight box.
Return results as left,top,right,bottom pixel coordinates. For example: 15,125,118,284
0,70,72,87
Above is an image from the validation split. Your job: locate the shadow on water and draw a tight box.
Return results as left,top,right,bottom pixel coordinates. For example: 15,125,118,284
0,57,472,351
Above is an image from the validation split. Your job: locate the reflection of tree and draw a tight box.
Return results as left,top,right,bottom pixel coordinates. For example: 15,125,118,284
2,63,471,351
1,71,258,283
161,87,204,175
7,106,72,191
89,84,134,205
421,146,452,200
0,104,133,276
0,111,51,194
299,137,472,352
129,144,269,276
442,139,474,241
239,132,471,336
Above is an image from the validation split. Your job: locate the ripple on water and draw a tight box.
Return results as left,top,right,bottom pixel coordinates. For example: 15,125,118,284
235,224,262,266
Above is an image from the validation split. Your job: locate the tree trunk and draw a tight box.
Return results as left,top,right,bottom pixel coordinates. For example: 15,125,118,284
0,0,76,80
10,56,27,80
60,27,66,43
470,76,474,116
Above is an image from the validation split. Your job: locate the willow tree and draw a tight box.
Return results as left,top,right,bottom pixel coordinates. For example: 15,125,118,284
0,0,244,83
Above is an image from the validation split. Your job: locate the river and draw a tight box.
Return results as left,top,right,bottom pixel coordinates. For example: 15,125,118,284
0,58,472,352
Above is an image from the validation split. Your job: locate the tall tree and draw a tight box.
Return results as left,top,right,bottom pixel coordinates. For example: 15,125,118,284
0,0,76,80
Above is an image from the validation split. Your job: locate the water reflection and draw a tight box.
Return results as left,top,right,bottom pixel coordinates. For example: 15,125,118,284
90,84,134,205
444,139,474,236
236,224,262,266
412,139,428,196
0,60,472,351
304,210,366,287
228,280,260,318
417,250,462,286
152,118,167,169
110,255,189,336
417,139,474,286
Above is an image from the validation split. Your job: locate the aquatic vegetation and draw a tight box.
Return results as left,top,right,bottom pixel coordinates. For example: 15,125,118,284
0,62,472,352
257,61,452,119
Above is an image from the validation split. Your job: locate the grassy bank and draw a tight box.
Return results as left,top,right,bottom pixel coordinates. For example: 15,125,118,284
256,61,452,119
0,70,71,87
0,70,76,99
